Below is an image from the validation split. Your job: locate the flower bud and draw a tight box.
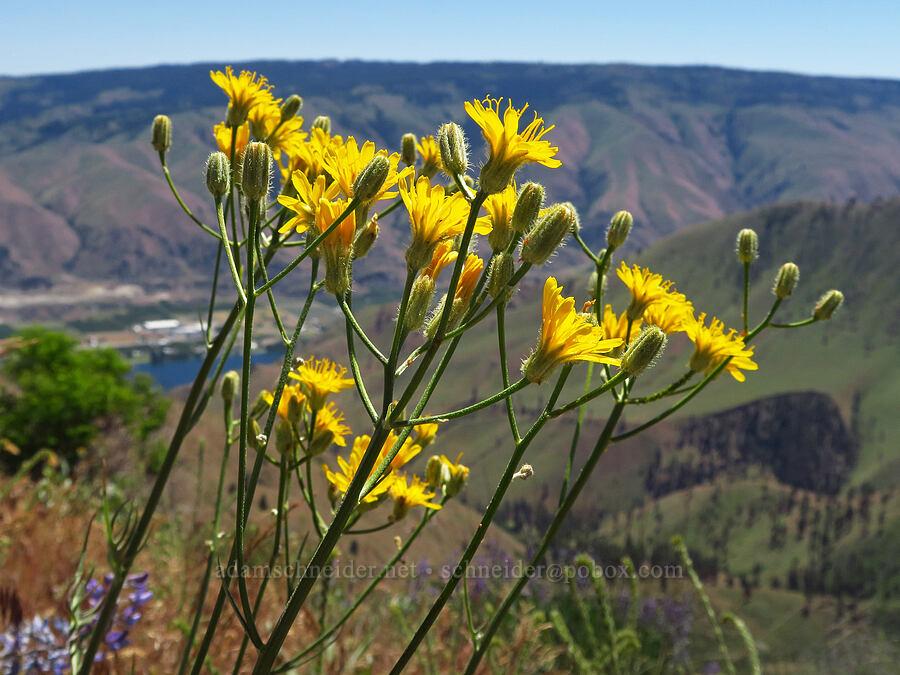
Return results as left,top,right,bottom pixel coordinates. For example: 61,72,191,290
312,116,331,133
221,370,239,402
813,289,844,321
438,122,468,176
621,326,667,376
151,115,171,153
353,217,379,258
352,154,390,203
444,463,469,498
511,183,544,233
445,174,475,196
773,262,800,299
736,228,759,264
401,133,417,166
521,202,576,265
392,496,411,522
425,455,444,489
323,256,352,296
275,418,294,457
405,276,435,332
205,152,231,198
607,210,633,248
250,392,270,418
241,141,272,202
488,218,514,252
307,430,336,456
286,394,304,426
250,419,264,449
487,252,515,301
280,95,303,121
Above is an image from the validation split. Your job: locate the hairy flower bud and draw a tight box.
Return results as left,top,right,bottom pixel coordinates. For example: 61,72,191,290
622,326,667,376
487,252,515,301
274,419,294,457
221,370,239,402
241,141,272,202
205,152,231,198
438,122,468,176
444,462,469,498
353,217,379,259
813,289,844,321
280,94,303,121
607,210,633,248
405,276,436,332
151,115,172,153
312,115,331,133
352,154,390,203
511,183,545,233
736,228,759,264
308,430,336,457
286,395,304,426
401,133,417,166
521,202,576,265
773,262,800,299
425,455,445,489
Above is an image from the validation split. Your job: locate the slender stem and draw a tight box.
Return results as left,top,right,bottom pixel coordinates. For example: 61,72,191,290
159,154,222,239
390,368,572,674
573,231,600,264
345,521,396,535
255,197,359,296
742,262,750,336
376,198,403,219
548,370,628,418
770,317,816,328
462,572,478,645
496,306,520,443
305,409,325,539
559,363,593,506
216,197,247,305
442,263,531,340
205,242,223,345
393,378,528,427
343,294,379,423
463,401,626,674
338,294,388,365
593,246,614,325
625,371,694,404
254,230,288,343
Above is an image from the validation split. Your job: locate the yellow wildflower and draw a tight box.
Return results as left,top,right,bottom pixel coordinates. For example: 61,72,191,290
261,384,305,421
322,435,396,505
390,474,442,520
277,173,342,235
214,122,249,159
281,128,344,183
421,241,458,281
522,277,623,384
210,67,273,126
644,299,694,334
412,423,439,448
464,96,561,193
617,262,687,322
476,183,518,250
400,174,490,270
600,304,640,344
440,453,469,497
454,254,484,302
685,313,758,382
323,136,408,203
308,401,350,452
289,357,354,410
416,135,442,177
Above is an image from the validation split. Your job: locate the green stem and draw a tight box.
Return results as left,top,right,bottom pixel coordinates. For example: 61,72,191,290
573,231,600,264
390,368,573,674
742,262,750,336
548,370,628,418
559,363,593,507
625,371,694,404
593,246,614,325
216,196,247,305
205,242,223,345
255,197,359,296
393,378,528,427
496,306,520,443
343,293,379,423
770,317,816,328
462,401,626,674
159,154,222,239
338,294,388,365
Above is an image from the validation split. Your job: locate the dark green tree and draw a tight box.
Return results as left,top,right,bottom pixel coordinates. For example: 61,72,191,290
0,326,169,471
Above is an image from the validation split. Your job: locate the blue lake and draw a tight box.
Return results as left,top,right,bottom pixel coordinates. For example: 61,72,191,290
132,352,284,390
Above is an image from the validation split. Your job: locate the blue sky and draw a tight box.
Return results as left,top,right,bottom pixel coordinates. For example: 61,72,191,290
4,0,900,79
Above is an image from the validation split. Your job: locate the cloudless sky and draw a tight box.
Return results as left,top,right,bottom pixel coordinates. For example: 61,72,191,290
4,0,900,80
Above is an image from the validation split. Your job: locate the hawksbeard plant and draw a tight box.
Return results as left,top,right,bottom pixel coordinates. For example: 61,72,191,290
76,69,844,673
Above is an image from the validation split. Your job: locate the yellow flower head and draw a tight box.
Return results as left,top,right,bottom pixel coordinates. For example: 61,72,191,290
309,401,350,450
400,174,490,271
322,435,397,505
412,423,439,448
261,384,305,421
643,298,694,335
416,135,442,177
465,96,562,193
454,254,484,302
421,241,458,281
523,277,623,384
277,173,342,235
281,128,344,184
685,313,758,382
214,122,249,159
600,304,641,344
477,182,518,250
289,357,354,410
390,474,442,520
210,67,273,126
323,136,408,203
617,262,685,322
247,93,280,138
314,198,357,294
440,453,469,498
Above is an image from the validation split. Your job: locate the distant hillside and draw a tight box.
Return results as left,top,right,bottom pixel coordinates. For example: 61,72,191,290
3,61,900,293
